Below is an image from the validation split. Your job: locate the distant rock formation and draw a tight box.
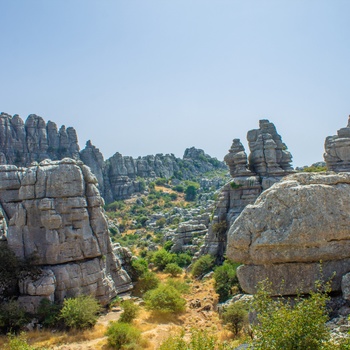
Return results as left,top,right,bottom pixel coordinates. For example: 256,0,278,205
198,120,294,263
0,113,226,203
324,116,350,171
0,158,132,311
227,172,350,296
0,112,80,166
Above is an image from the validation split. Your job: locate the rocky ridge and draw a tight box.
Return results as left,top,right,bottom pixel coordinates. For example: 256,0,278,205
0,158,132,311
0,113,226,203
198,119,294,262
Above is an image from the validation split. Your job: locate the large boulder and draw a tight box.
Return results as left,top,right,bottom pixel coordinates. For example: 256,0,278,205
227,172,350,295
0,158,132,308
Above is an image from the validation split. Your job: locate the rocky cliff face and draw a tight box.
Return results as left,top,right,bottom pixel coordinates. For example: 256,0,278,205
0,112,80,166
324,116,350,172
198,120,294,262
0,113,226,203
0,158,132,311
227,172,350,297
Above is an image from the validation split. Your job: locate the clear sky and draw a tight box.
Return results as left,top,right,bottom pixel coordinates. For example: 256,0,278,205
1,0,350,167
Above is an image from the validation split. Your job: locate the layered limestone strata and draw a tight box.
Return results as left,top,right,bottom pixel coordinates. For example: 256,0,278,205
324,116,350,172
227,172,350,296
0,158,132,310
198,120,294,262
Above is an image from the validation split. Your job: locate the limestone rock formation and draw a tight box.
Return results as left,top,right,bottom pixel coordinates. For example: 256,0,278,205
0,112,80,166
324,116,350,172
227,172,350,296
0,158,132,309
199,120,294,262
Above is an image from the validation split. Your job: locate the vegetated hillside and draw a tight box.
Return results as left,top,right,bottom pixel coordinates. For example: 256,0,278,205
105,169,229,259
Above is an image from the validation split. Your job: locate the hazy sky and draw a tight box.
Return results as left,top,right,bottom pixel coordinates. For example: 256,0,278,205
1,1,350,167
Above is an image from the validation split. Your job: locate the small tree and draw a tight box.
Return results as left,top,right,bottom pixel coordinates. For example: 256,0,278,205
136,271,160,294
251,280,331,350
164,263,183,277
191,254,214,278
221,302,248,337
119,300,140,323
144,284,186,314
59,295,100,329
106,322,141,349
185,185,197,201
152,249,177,271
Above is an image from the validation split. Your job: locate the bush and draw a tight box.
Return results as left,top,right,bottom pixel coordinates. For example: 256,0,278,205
173,185,184,193
191,254,214,278
59,295,100,329
164,263,183,277
155,178,168,186
130,258,149,281
36,299,62,328
185,185,197,201
136,271,160,294
251,280,331,350
175,253,192,267
106,322,141,349
165,278,190,294
0,300,28,333
213,260,241,302
159,328,233,350
163,241,174,252
4,333,42,350
119,300,140,323
152,249,177,271
221,302,248,337
144,284,186,314
212,221,228,235
156,217,166,228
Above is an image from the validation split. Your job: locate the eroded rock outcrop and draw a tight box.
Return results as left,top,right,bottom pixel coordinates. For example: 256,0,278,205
227,172,350,296
0,112,80,166
324,116,350,172
198,120,294,262
0,158,132,310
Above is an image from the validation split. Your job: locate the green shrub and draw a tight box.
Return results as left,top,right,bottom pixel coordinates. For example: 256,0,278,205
130,258,149,281
175,253,192,267
212,221,228,235
36,299,62,328
159,328,233,350
152,249,177,271
185,185,197,201
230,181,242,189
173,185,184,193
105,200,125,212
191,254,214,278
119,300,140,323
155,178,168,186
4,332,44,350
156,217,166,228
221,302,248,337
163,241,174,252
136,271,160,294
165,278,190,294
59,295,100,329
251,280,331,350
106,322,141,349
213,260,241,302
170,193,178,200
0,300,28,333
144,284,186,314
164,263,183,277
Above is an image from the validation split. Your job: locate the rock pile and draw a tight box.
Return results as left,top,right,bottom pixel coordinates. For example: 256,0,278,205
227,172,350,296
0,158,132,311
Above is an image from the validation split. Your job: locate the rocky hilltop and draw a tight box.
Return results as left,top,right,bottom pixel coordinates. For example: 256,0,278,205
198,119,294,262
0,158,132,311
0,113,226,203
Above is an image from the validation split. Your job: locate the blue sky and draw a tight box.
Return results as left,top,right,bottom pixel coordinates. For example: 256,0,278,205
1,0,350,167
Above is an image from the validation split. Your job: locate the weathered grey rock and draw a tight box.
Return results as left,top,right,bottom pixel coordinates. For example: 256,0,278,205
0,113,80,166
227,172,350,295
224,139,251,177
324,117,350,172
0,159,132,306
247,119,293,176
